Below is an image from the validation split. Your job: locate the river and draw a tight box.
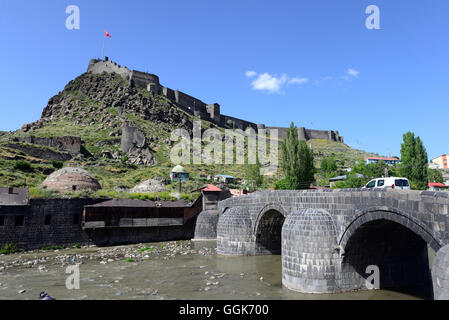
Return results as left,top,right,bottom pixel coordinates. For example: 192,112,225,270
0,240,432,300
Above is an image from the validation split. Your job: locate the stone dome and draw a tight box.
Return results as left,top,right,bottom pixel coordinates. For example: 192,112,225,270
42,167,101,193
217,207,253,255
129,179,167,194
282,208,339,293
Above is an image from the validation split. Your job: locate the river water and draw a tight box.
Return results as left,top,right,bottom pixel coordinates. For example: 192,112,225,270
0,241,431,300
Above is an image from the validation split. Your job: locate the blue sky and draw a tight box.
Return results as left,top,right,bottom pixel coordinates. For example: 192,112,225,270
1,0,447,160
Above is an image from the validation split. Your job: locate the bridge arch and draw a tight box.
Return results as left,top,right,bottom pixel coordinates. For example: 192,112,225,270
254,204,287,255
338,207,442,251
338,207,439,297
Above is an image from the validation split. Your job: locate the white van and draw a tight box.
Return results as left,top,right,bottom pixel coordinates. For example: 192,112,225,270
364,177,411,190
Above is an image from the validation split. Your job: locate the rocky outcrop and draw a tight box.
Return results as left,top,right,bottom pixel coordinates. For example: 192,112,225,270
120,126,156,166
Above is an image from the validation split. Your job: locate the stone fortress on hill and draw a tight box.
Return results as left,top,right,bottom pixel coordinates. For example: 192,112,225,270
88,58,344,143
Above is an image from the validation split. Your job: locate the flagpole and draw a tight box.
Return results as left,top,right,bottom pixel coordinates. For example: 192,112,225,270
102,36,105,60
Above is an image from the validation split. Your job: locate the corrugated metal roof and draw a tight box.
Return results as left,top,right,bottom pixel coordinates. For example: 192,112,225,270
365,157,400,161
217,174,235,178
85,199,192,208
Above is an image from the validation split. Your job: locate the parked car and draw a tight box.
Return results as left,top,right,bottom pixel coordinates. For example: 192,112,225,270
363,177,411,190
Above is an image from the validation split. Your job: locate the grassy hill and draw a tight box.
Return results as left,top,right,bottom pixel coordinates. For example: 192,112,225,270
0,71,379,197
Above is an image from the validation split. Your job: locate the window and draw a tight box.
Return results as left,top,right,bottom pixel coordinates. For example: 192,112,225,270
377,180,385,187
15,215,24,227
44,215,51,225
366,180,376,188
0,216,4,227
401,179,409,187
395,179,403,187
73,214,80,225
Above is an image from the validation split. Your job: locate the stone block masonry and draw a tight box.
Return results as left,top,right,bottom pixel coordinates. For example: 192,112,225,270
87,58,344,142
0,198,199,250
215,189,449,297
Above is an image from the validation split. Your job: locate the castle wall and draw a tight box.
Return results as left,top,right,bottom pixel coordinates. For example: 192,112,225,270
87,59,131,81
266,126,343,143
130,70,160,91
162,87,176,101
174,90,208,116
220,115,258,131
206,104,221,123
13,136,81,154
86,59,344,144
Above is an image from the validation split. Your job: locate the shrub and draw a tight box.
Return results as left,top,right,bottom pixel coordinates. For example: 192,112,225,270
14,160,33,172
0,243,20,254
41,245,62,251
274,178,290,190
51,160,64,169
29,188,60,199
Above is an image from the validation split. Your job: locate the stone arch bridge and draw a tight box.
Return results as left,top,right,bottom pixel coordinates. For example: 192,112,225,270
215,189,449,299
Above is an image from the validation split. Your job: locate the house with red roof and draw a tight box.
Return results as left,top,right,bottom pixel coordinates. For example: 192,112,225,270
428,182,449,191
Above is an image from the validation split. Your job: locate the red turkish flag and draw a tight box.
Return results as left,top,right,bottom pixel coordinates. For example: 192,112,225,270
105,30,111,38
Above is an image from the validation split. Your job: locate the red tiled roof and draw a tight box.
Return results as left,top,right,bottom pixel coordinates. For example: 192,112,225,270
202,184,222,192
365,157,400,161
428,182,449,188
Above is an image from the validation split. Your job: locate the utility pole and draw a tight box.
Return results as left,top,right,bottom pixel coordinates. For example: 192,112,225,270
384,167,389,178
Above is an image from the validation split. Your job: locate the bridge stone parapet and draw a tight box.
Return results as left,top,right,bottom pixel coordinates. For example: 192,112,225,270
216,189,449,297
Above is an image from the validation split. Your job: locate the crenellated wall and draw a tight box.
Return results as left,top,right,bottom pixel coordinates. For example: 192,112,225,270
87,58,344,142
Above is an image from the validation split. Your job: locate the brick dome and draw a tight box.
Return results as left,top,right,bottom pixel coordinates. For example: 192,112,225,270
42,167,101,193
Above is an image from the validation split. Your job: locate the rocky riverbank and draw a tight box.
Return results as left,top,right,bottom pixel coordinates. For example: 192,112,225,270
0,241,216,273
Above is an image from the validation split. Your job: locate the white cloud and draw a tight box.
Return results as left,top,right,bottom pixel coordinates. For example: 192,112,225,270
347,68,360,78
245,70,257,78
251,73,288,93
288,77,309,85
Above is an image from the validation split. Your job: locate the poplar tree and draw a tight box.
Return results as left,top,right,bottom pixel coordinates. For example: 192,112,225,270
280,122,315,189
413,137,428,189
281,122,301,189
400,131,428,190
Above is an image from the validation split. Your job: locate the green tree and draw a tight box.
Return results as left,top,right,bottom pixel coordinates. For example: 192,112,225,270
298,140,315,189
399,132,428,190
51,160,64,169
413,137,428,189
400,132,416,180
274,178,290,190
428,169,444,183
321,156,337,175
245,157,263,189
280,122,315,189
280,122,301,189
